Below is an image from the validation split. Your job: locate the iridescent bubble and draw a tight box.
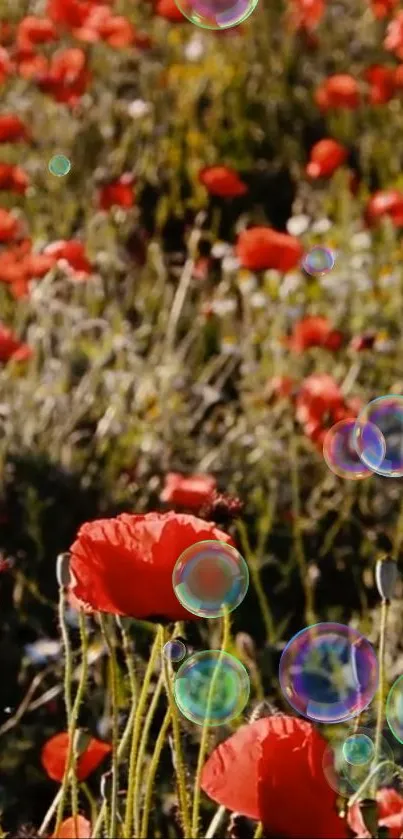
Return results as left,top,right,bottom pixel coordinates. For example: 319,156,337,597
172,540,249,619
173,650,250,726
48,154,71,177
386,674,403,744
323,419,386,480
174,0,259,29
279,622,379,724
342,733,374,765
302,246,335,276
354,396,403,477
163,639,187,663
323,727,394,796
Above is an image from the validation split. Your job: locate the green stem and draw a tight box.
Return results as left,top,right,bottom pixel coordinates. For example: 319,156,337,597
58,586,73,721
123,628,161,838
289,436,316,625
98,615,119,838
236,519,275,644
348,760,395,808
371,598,389,797
162,626,192,837
140,707,172,838
134,669,164,834
55,611,89,833
191,608,231,838
81,783,98,828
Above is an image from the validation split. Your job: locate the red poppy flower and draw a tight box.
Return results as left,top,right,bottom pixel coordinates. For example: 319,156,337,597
0,114,29,143
0,22,14,46
288,0,325,31
349,788,403,838
315,74,360,111
199,166,248,198
265,375,295,401
72,6,136,47
287,316,344,352
236,226,303,272
365,189,403,227
350,332,376,351
16,48,49,80
52,816,91,839
98,175,135,210
0,323,32,363
370,0,397,18
384,11,403,59
44,240,92,275
201,715,347,839
47,0,91,28
0,241,56,297
0,47,13,84
0,163,29,194
69,511,234,620
365,65,396,104
296,373,351,447
160,473,217,509
37,47,91,106
41,732,111,783
0,209,21,243
16,16,58,50
155,0,186,21
306,139,348,179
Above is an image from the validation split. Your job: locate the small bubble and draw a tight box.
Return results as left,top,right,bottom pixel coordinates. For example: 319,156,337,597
302,246,335,276
163,639,187,663
48,154,71,177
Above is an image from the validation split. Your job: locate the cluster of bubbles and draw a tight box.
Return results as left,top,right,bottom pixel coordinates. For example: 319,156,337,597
173,0,259,29
170,540,250,726
323,396,403,480
48,154,71,177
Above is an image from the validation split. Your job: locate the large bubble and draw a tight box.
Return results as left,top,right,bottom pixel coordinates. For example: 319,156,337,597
172,540,249,619
174,0,259,29
323,418,386,480
386,675,403,744
354,395,403,477
279,622,379,724
173,650,250,726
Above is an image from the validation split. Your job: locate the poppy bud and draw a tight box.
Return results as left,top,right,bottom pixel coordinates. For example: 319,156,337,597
375,556,399,601
358,798,378,838
56,553,71,588
235,632,256,664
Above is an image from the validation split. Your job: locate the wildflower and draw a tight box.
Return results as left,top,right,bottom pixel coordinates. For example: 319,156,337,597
201,715,348,838
287,316,343,352
350,332,376,351
315,74,360,111
69,511,234,620
264,375,296,401
199,166,248,198
98,174,135,210
0,114,29,142
0,324,32,362
349,788,403,838
236,226,303,272
155,0,186,22
72,6,136,48
0,209,21,243
37,47,91,106
365,189,403,227
289,0,325,31
41,732,111,783
160,473,217,509
365,65,396,104
370,0,397,18
295,373,350,447
306,139,348,179
16,16,58,50
52,816,91,839
384,11,403,59
0,46,13,84
0,163,29,194
44,240,92,275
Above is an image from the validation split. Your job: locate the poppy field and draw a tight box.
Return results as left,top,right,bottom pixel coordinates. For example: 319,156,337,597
4,0,403,836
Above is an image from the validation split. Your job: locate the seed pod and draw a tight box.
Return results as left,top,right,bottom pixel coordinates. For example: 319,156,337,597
375,557,399,601
56,552,71,588
358,798,378,838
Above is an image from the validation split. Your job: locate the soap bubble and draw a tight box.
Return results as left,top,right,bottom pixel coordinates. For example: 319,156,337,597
172,540,249,619
279,622,379,724
163,639,187,663
386,675,403,744
174,649,250,726
302,246,335,276
323,419,386,480
173,0,259,29
354,396,403,477
323,727,394,796
48,154,71,177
